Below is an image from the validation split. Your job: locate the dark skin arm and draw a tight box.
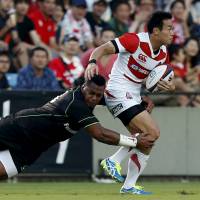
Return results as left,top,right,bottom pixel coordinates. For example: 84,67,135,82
85,123,154,149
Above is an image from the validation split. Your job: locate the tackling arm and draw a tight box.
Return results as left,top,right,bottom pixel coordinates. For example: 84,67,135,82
85,123,153,149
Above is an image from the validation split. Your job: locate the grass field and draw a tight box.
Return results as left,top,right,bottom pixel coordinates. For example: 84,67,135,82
0,181,199,200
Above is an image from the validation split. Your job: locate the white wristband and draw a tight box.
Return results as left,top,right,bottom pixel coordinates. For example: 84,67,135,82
119,134,137,147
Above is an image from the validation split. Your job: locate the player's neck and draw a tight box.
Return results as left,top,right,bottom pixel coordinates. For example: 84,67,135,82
149,35,162,52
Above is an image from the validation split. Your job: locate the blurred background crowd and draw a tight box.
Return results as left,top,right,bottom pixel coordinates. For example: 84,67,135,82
0,0,199,106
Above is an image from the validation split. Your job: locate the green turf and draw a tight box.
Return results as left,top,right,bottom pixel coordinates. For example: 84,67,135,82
0,181,199,200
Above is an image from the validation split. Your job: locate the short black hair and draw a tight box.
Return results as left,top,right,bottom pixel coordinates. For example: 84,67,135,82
14,0,29,4
86,75,106,86
0,50,9,58
170,0,186,10
29,47,49,58
111,0,130,13
147,11,172,34
62,35,79,44
55,0,66,13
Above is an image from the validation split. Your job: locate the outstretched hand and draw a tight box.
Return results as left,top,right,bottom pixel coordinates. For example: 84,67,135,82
84,63,99,80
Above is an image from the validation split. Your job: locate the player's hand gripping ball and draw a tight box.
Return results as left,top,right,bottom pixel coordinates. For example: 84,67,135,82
146,64,174,92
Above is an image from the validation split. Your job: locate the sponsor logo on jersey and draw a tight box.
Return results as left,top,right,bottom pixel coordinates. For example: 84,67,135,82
130,64,149,75
110,103,123,115
138,53,147,63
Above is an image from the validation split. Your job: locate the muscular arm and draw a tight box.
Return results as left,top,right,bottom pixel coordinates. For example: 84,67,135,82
85,41,116,80
85,123,154,148
89,41,116,61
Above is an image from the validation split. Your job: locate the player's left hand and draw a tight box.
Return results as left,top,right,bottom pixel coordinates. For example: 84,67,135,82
157,78,175,92
84,63,99,80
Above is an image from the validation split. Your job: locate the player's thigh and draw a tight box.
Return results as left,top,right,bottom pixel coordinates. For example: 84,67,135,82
129,110,160,140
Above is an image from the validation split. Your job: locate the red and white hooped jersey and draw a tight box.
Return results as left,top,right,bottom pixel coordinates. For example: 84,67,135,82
107,32,169,91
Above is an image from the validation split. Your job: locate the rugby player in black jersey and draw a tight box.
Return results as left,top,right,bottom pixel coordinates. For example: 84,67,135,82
0,75,153,179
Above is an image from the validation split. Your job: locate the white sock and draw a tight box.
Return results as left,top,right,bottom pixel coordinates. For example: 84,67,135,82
109,146,134,163
122,149,150,189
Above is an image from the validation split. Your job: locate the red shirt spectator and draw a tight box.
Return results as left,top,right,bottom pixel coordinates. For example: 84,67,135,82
28,0,39,15
28,9,56,45
49,54,84,88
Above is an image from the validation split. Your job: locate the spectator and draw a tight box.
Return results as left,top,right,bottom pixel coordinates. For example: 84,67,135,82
28,0,58,50
53,0,66,45
60,0,93,50
168,44,191,106
129,0,155,33
12,0,45,67
169,37,200,107
190,0,200,25
16,46,60,90
15,0,41,45
108,0,131,37
184,37,200,69
86,0,109,37
49,36,84,89
0,50,11,89
170,0,190,45
81,27,117,81
0,0,16,41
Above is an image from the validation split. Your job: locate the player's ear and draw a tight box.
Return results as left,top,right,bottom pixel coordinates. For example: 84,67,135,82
153,27,160,35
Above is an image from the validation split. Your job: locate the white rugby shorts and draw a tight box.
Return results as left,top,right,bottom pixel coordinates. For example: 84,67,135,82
104,88,142,117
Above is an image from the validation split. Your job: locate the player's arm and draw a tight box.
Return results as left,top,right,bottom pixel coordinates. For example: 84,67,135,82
85,32,139,80
84,41,116,80
85,123,154,149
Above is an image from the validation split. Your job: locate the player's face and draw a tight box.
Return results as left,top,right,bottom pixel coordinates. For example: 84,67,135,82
159,19,174,45
83,83,105,108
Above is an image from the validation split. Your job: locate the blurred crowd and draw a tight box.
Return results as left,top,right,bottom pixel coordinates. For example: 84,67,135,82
0,0,199,106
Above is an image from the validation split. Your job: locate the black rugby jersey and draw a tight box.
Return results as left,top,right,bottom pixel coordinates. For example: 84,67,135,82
13,87,100,151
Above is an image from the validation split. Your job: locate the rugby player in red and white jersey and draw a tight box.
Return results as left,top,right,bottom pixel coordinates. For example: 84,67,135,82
85,11,175,195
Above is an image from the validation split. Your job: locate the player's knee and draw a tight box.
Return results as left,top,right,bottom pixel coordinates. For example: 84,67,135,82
148,126,160,141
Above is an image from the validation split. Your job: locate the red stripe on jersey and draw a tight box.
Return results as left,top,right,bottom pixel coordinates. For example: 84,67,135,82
104,89,116,98
131,153,141,172
124,74,142,84
154,49,167,61
118,33,139,53
140,42,152,57
140,41,168,62
127,56,150,79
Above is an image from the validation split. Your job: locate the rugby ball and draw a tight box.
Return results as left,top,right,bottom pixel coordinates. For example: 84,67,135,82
146,64,174,92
